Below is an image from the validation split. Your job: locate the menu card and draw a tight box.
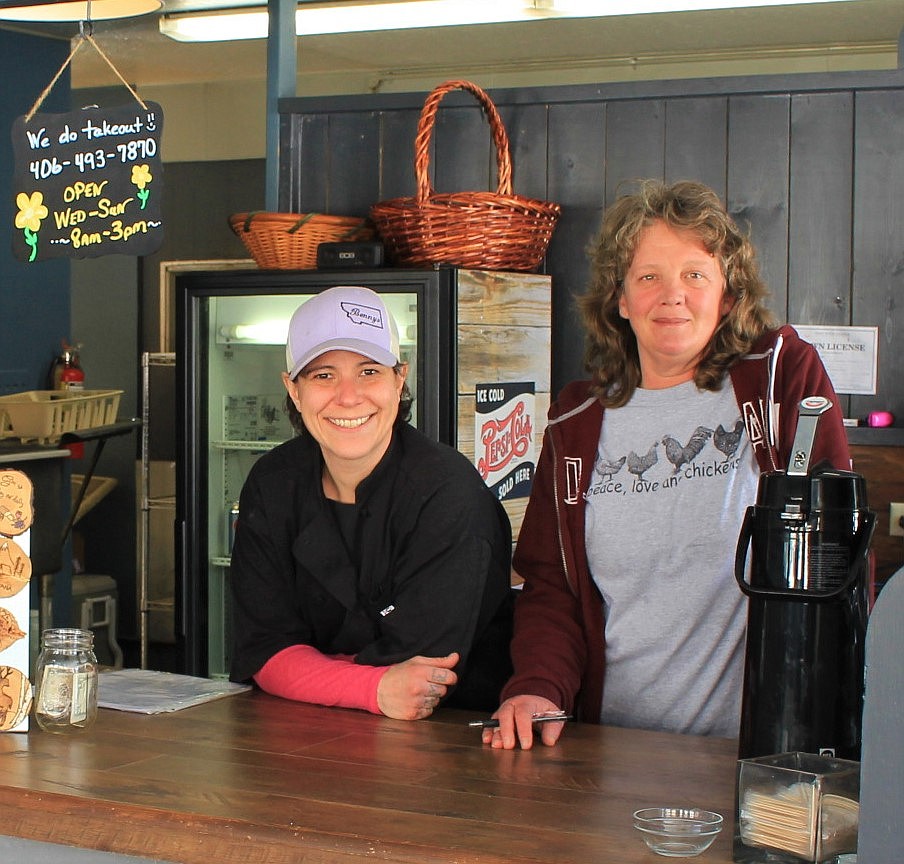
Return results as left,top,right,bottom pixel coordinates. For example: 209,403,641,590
11,102,164,262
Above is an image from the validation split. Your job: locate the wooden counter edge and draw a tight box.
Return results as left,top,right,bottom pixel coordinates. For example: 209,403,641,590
0,785,530,864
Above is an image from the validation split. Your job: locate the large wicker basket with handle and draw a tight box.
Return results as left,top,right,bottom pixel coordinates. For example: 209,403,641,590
370,80,561,272
229,211,374,270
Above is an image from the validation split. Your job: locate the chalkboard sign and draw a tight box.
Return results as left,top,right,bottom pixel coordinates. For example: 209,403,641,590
11,101,164,262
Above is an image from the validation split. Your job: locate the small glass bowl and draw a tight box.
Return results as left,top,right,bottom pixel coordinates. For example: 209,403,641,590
633,807,723,857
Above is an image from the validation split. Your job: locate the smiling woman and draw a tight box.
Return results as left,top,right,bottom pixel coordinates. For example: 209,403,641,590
617,220,734,390
280,287,411,501
483,179,852,751
228,284,515,724
286,351,407,498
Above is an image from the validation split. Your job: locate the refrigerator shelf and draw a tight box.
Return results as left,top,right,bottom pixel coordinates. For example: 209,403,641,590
211,440,284,452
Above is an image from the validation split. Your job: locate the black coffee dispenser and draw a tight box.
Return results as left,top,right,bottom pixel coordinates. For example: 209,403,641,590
734,396,875,761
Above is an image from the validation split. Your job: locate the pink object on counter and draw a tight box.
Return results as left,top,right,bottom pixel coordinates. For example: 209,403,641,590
866,411,895,428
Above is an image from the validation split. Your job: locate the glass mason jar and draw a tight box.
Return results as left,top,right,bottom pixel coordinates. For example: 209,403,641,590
34,628,98,733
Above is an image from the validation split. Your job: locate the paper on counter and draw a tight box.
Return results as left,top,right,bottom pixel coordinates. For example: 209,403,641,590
98,668,250,713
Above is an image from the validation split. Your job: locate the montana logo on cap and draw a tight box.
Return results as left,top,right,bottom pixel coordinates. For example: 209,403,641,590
340,301,385,330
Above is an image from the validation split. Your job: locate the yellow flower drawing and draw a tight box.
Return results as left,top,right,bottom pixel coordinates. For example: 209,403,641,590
15,191,48,233
131,164,153,209
131,164,152,190
15,191,48,262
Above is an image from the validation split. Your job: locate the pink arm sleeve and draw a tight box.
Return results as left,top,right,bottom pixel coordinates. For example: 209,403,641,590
253,644,388,715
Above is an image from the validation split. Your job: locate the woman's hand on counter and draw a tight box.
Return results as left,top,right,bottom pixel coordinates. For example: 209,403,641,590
483,694,565,750
377,652,459,720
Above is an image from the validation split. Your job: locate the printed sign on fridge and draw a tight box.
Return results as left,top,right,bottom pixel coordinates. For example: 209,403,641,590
475,382,535,502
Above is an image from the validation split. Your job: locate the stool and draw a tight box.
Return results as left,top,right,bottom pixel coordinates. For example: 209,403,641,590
70,574,124,669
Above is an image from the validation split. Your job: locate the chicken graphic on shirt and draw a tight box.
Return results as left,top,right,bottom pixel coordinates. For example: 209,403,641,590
594,455,626,481
714,419,746,460
661,426,713,475
627,443,658,480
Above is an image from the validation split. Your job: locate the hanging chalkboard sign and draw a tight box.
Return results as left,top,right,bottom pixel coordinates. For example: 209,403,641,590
11,101,164,262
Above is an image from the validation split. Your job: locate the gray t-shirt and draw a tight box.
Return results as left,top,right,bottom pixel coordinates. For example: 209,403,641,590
584,379,759,738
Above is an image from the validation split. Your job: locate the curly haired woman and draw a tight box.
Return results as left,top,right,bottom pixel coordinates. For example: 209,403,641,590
484,179,850,749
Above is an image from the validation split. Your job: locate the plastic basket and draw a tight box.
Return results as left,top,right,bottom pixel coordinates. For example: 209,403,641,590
229,211,374,269
0,390,123,444
370,79,561,272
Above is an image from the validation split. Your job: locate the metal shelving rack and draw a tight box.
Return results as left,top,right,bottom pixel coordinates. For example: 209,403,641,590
138,351,176,669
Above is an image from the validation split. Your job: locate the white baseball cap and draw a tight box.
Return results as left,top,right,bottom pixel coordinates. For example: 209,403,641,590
285,285,401,379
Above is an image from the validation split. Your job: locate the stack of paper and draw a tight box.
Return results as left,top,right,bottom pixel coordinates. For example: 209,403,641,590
98,668,249,714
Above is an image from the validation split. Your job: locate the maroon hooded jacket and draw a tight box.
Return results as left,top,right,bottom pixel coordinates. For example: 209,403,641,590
502,325,852,723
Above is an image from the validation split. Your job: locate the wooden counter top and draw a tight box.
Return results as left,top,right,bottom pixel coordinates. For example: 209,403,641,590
0,691,740,863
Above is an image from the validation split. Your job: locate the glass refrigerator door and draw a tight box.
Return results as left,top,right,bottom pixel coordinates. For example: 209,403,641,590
202,290,420,677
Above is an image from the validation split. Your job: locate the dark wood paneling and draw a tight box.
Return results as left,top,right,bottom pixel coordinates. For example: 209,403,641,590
664,96,728,196
279,71,904,421
788,92,854,325
727,94,791,319
545,101,606,387
432,100,495,194
499,102,550,202
787,91,856,417
378,108,421,200
327,111,382,216
291,114,329,212
851,89,904,426
604,99,665,204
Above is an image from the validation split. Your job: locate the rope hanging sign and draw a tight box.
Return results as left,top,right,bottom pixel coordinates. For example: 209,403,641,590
10,29,164,262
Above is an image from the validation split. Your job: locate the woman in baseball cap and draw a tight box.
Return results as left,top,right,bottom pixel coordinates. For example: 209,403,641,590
230,286,513,721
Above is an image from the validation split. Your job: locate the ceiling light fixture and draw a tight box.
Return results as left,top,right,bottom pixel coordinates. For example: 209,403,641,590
0,0,161,22
160,0,538,43
157,0,858,44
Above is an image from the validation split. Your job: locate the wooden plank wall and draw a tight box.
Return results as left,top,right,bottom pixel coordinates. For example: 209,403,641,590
453,269,552,541
279,72,904,584
278,71,903,429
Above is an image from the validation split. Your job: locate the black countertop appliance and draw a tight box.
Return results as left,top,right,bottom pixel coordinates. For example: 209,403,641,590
735,396,875,761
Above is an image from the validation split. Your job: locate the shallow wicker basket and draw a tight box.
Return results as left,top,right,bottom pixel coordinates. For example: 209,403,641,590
370,80,561,272
229,211,374,270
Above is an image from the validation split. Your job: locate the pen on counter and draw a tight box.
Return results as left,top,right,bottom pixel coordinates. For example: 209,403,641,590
468,711,573,729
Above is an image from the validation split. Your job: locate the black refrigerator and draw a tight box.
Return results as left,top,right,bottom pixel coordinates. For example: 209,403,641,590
175,266,552,677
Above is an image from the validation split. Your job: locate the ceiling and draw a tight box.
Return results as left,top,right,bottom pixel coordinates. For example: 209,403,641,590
3,0,904,93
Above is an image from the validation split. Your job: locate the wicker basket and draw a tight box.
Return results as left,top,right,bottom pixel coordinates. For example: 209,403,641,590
229,211,374,270
370,80,561,272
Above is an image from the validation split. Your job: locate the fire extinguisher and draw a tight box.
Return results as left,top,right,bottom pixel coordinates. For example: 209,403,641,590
49,341,84,391
51,341,85,457
60,347,84,392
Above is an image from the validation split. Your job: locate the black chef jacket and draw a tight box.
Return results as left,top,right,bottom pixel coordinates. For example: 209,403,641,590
229,422,514,711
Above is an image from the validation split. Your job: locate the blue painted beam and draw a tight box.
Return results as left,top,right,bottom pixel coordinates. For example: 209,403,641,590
266,0,296,210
